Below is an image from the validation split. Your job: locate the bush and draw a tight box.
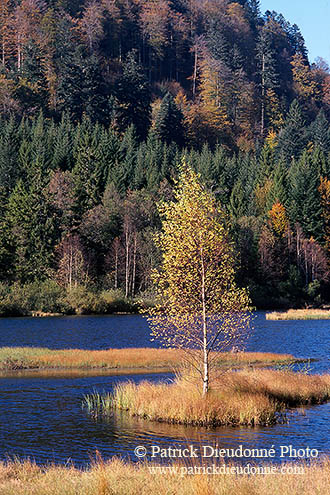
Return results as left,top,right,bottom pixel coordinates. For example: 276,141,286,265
101,289,138,313
0,281,68,316
66,286,108,314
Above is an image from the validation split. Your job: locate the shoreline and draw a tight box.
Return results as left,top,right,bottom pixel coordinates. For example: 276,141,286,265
1,307,330,319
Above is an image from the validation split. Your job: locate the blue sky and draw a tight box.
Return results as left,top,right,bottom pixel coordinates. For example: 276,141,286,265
260,0,330,64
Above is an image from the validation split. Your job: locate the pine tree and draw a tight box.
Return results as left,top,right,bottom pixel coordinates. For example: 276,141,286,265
81,54,109,124
154,92,185,146
256,27,278,136
0,117,20,194
108,125,138,195
5,174,58,282
114,50,151,140
268,158,288,207
289,151,323,241
57,45,85,121
228,180,245,219
311,109,330,154
72,129,105,213
276,100,307,161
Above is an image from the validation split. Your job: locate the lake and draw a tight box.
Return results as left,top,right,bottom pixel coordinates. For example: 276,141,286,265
0,312,329,466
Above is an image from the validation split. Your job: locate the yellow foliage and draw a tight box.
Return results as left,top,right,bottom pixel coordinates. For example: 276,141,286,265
268,202,289,238
198,56,230,132
319,176,330,253
255,179,273,215
265,88,284,131
265,129,277,150
291,53,320,100
147,164,251,394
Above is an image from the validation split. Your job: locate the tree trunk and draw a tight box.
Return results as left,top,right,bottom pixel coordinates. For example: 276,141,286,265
193,47,198,99
114,240,118,290
261,53,265,137
131,233,137,298
200,245,208,396
125,230,130,298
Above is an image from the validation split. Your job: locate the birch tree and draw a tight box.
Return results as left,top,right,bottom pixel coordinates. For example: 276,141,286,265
147,164,251,396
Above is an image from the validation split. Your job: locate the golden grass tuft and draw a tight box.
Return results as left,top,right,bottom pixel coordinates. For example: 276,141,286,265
87,369,330,427
266,309,330,320
0,457,329,495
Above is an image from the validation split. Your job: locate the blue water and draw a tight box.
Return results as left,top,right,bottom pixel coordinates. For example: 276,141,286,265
0,312,329,466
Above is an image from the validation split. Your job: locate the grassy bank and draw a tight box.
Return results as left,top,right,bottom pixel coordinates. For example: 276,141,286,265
0,348,302,372
266,309,330,320
85,369,330,427
0,457,329,495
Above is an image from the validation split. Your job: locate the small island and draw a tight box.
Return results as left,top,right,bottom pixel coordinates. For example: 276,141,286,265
266,309,330,320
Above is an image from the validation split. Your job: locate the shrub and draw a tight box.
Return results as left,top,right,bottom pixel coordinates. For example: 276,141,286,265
66,286,108,314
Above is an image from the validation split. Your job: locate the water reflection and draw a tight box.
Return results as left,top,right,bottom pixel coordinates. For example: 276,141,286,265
0,369,329,467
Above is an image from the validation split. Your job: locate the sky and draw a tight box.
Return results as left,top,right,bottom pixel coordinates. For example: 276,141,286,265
260,0,330,64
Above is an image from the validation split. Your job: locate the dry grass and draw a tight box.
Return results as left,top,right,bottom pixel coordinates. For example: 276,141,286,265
86,369,330,427
266,309,330,320
0,347,298,372
0,457,329,495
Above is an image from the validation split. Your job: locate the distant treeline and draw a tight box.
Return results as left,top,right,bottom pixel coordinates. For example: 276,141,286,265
0,1,329,147
0,0,330,312
0,108,329,312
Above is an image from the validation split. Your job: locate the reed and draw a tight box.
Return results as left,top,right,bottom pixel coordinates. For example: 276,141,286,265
85,369,330,427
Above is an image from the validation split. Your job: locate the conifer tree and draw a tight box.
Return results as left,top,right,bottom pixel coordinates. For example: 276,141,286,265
276,100,307,161
154,92,185,146
114,51,151,140
311,109,330,154
289,151,323,241
256,27,278,136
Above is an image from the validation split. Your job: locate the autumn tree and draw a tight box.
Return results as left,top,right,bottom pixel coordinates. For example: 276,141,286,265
319,176,330,254
147,164,251,396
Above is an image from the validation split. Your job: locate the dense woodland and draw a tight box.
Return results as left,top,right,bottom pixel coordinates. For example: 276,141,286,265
0,0,330,314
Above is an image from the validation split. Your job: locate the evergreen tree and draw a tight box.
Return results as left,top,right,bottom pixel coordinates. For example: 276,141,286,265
57,45,85,121
228,180,245,219
108,125,138,195
256,27,278,135
154,93,185,146
289,151,323,241
5,175,58,282
72,129,105,213
311,109,330,154
82,54,109,124
276,100,307,161
268,158,288,207
114,51,151,141
0,117,20,194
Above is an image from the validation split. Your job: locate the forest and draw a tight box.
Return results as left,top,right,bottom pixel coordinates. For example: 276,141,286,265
0,0,330,314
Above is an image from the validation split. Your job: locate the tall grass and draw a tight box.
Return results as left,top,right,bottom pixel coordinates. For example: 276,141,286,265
85,369,330,427
0,347,299,371
0,457,329,495
266,309,330,320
